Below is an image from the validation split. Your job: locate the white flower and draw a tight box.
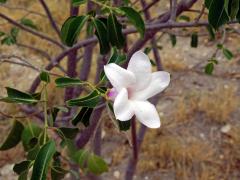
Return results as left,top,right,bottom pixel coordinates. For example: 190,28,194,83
104,51,170,128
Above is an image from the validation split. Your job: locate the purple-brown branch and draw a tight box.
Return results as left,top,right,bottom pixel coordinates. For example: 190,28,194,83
0,13,64,49
39,0,61,38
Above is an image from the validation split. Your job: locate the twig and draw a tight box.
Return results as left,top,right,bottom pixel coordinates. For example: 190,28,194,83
194,4,205,22
38,0,61,38
0,13,65,49
0,4,46,17
170,0,178,22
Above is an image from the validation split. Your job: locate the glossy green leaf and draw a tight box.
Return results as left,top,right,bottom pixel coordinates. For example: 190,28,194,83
61,15,89,46
118,120,131,131
107,13,125,48
55,77,84,88
31,140,56,180
223,48,233,60
0,120,24,150
191,32,198,48
92,18,110,54
205,62,214,75
40,71,50,83
206,0,229,29
58,127,79,139
119,7,145,38
10,27,19,40
49,106,68,124
13,160,31,175
0,87,39,104
169,34,177,47
72,149,90,168
0,0,7,3
88,154,108,175
229,0,239,19
1,36,15,45
18,170,29,180
72,107,93,126
27,144,40,160
100,48,126,81
21,123,42,151
0,31,5,37
72,0,87,6
206,25,215,40
20,18,38,30
51,166,68,180
178,15,190,22
67,90,101,108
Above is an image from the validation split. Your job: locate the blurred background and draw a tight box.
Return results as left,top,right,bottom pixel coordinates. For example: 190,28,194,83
0,0,240,179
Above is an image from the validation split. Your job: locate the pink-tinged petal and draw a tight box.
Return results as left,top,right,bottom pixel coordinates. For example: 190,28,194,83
132,100,160,128
127,51,152,91
113,88,134,121
132,71,170,100
107,88,118,101
104,63,136,91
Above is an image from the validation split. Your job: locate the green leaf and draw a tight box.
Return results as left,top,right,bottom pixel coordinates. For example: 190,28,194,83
58,127,79,139
49,106,68,124
11,27,19,40
72,149,90,168
118,120,131,131
1,36,15,45
205,62,214,75
51,166,68,180
229,0,239,19
169,34,177,47
92,18,110,54
223,48,233,60
191,32,198,48
55,77,84,88
67,90,101,108
72,107,93,127
178,15,190,22
0,120,24,150
40,71,50,83
20,18,38,30
21,123,42,151
61,15,89,46
100,48,126,81
0,87,39,104
13,160,31,175
31,140,56,180
18,170,29,180
0,31,5,37
206,0,229,29
107,13,125,48
0,0,7,3
119,7,145,38
88,154,108,175
27,144,40,160
72,0,87,6
206,25,215,40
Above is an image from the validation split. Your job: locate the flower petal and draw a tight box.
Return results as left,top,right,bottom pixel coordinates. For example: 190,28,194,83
104,63,136,91
113,88,134,121
127,51,152,91
132,71,170,100
132,100,160,128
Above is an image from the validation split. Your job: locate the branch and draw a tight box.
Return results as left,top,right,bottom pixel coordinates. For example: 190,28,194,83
170,0,178,21
38,0,61,38
0,13,65,49
0,4,46,17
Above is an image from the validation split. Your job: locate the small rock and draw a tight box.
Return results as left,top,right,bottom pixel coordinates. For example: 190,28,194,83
221,124,231,134
113,171,120,179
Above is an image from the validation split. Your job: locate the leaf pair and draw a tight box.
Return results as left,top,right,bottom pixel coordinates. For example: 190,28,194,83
0,87,39,104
